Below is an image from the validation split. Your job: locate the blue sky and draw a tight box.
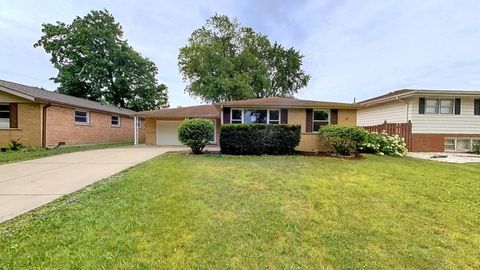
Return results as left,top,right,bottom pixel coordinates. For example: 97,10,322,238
1,0,480,107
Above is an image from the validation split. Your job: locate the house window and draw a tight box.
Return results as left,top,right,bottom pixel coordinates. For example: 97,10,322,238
74,110,89,124
230,109,281,124
0,104,10,128
313,110,329,132
231,109,242,124
425,99,454,114
244,109,267,124
440,99,454,114
444,139,456,151
444,138,480,151
425,99,439,114
111,116,120,127
268,110,280,124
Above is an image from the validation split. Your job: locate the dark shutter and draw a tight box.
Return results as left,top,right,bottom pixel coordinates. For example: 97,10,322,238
306,109,313,132
330,109,338,125
418,98,425,114
280,109,288,124
223,107,230,124
9,103,18,128
475,99,480,115
454,98,461,115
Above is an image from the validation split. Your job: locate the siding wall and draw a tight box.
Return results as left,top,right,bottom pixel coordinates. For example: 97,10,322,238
0,91,32,103
409,96,480,134
357,100,408,126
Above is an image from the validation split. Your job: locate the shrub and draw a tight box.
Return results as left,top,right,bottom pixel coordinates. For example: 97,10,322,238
317,125,367,156
359,131,408,157
178,119,214,154
220,124,301,155
473,143,480,155
9,138,25,151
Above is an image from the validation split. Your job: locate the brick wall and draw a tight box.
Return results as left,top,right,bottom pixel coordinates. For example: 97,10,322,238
412,133,480,152
45,105,134,147
0,103,42,147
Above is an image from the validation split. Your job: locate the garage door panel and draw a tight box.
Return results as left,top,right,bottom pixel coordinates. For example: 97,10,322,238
156,121,182,145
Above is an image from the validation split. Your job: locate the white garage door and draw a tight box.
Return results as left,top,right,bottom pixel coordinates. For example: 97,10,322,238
156,121,182,145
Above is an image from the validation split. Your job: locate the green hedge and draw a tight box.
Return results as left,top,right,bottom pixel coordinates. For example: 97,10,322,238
178,119,214,154
220,124,301,155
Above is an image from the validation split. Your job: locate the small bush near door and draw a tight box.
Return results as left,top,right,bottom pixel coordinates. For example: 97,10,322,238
178,119,214,154
220,124,301,155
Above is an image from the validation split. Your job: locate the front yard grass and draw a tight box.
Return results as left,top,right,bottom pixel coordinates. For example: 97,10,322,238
1,154,479,269
0,141,132,164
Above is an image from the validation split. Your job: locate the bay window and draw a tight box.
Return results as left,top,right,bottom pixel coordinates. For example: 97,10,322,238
313,110,329,132
0,104,10,128
230,109,281,124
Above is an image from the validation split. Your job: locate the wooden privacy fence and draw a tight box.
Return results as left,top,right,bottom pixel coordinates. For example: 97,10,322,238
362,121,412,151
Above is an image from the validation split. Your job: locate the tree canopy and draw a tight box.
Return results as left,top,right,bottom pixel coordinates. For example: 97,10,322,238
34,9,168,111
178,14,311,103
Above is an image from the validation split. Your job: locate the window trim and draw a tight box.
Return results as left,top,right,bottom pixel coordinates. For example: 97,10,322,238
0,103,10,129
312,109,330,132
230,108,281,124
445,137,480,152
74,109,90,125
111,115,121,127
424,98,455,115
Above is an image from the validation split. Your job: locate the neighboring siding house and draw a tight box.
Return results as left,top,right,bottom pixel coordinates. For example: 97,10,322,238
134,97,360,152
0,79,144,148
357,89,480,152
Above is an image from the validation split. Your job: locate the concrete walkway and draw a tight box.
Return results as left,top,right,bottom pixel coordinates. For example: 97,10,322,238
0,146,184,223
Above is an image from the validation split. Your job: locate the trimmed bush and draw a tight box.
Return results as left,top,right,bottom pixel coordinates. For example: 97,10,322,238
318,125,367,156
220,124,301,155
359,131,408,157
178,119,214,154
472,143,480,154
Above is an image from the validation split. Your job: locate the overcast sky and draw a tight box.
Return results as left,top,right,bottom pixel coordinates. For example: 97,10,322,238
2,0,480,107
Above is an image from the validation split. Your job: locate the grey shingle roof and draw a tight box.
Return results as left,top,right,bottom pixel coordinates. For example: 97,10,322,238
0,79,134,116
214,97,361,108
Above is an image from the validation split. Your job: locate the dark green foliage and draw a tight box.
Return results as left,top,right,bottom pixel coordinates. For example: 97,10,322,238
8,138,24,151
178,14,310,103
473,143,480,154
178,119,214,154
34,9,168,111
220,124,301,155
318,125,367,156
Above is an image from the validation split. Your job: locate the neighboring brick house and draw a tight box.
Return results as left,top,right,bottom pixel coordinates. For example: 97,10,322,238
357,89,480,152
0,79,144,148
133,97,360,152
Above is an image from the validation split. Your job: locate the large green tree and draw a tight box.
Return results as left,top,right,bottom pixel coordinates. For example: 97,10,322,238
178,14,311,103
34,9,168,111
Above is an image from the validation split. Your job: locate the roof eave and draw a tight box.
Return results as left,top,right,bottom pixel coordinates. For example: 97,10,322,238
0,86,35,101
34,97,133,116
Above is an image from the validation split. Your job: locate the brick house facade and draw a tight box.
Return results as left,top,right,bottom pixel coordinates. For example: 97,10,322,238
0,79,143,148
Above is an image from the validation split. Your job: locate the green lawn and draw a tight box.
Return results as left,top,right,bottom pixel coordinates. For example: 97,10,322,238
0,141,132,164
1,154,479,269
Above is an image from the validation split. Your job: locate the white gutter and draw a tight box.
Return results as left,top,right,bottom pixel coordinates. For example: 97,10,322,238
395,96,410,122
133,116,138,146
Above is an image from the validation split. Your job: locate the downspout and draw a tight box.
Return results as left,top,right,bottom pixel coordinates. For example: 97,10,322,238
395,97,409,122
133,116,138,146
42,103,52,148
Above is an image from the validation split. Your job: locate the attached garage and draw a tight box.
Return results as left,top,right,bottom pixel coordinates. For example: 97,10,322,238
133,105,221,146
155,121,182,145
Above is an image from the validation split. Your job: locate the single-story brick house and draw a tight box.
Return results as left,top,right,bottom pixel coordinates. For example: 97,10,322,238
0,79,144,148
357,89,480,152
133,97,360,152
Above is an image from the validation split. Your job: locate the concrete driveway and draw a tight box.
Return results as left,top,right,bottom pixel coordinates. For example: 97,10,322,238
0,146,184,223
